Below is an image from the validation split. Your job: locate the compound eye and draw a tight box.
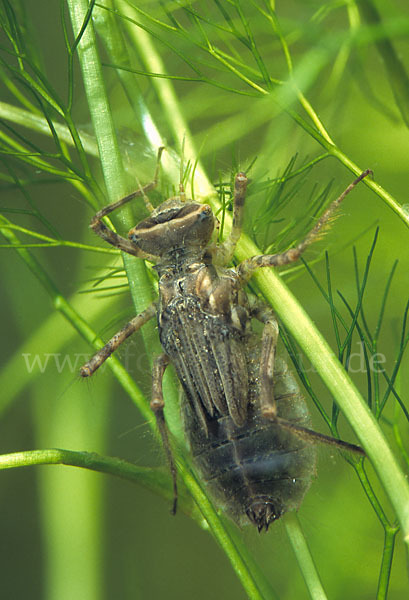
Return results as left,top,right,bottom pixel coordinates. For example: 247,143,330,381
128,202,214,256
165,203,211,225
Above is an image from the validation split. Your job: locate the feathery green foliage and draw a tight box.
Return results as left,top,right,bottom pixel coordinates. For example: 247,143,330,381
1,1,408,599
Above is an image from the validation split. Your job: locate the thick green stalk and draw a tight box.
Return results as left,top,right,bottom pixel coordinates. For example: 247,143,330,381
118,0,212,196
66,1,126,201
0,449,183,504
66,3,270,598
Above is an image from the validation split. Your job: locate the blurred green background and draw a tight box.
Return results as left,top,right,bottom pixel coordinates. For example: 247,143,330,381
1,1,408,599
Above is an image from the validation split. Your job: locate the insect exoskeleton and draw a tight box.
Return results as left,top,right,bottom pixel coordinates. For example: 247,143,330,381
182,354,317,532
81,148,368,531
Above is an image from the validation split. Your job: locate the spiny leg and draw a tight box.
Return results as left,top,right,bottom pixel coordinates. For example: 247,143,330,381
214,172,248,265
89,147,165,258
253,304,365,456
251,303,280,420
151,354,178,514
80,302,157,377
273,419,365,455
237,169,372,285
94,146,164,220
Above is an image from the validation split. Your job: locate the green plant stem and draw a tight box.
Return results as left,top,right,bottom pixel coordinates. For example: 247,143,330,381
66,0,158,407
67,0,162,367
177,460,275,600
0,448,182,505
118,0,213,196
66,0,126,202
0,448,271,598
286,106,409,228
66,4,271,598
94,2,164,147
284,513,328,600
0,222,117,252
351,459,399,600
393,401,409,470
377,526,398,600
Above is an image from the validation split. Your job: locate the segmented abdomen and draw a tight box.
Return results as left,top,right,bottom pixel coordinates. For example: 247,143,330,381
182,357,317,531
